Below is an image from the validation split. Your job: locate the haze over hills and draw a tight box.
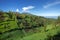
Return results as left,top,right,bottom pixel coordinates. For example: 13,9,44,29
44,16,58,19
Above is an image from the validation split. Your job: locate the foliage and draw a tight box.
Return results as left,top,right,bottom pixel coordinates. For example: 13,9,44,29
0,11,60,40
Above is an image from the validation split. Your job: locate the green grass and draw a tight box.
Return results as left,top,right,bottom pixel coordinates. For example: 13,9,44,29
0,24,60,40
20,32,47,40
20,25,60,40
0,30,25,40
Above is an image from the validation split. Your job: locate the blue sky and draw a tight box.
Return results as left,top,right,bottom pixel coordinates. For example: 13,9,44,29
0,0,60,16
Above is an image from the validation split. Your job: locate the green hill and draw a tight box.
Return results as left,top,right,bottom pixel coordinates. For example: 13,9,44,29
0,11,60,40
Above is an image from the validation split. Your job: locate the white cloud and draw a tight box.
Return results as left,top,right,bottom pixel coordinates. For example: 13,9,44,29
22,6,35,12
16,9,19,12
43,1,60,8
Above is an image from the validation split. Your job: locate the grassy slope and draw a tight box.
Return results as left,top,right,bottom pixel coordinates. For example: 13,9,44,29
2,24,60,40
0,12,60,40
1,24,60,40
19,25,60,40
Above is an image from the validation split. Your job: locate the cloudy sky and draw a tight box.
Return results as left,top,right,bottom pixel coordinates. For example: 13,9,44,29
0,0,60,16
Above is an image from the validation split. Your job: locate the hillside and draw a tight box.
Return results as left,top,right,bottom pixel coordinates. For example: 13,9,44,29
0,11,60,40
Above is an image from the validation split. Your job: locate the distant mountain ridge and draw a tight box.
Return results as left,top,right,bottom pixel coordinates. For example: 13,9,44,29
44,16,58,19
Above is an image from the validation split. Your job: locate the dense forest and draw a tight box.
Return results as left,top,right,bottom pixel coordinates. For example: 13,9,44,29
0,11,60,40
